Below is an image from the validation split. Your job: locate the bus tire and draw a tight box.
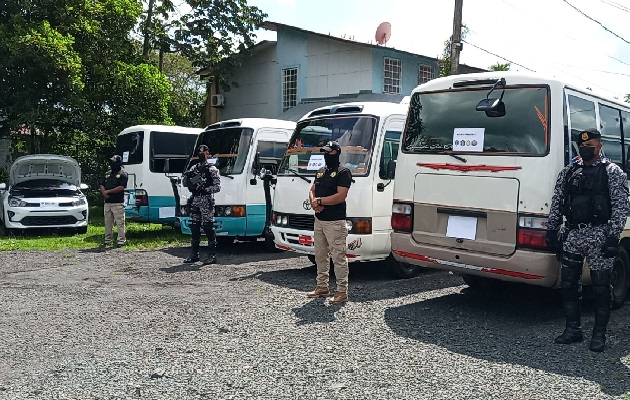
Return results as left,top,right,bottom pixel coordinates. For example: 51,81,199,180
387,254,421,279
612,246,630,309
307,255,316,265
216,236,234,247
264,232,280,252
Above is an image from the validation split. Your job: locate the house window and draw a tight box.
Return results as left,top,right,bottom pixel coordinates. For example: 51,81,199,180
418,64,434,85
282,68,298,112
383,57,402,94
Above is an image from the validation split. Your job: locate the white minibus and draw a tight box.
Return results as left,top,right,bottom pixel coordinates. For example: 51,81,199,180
115,125,202,225
177,118,294,248
271,102,420,278
391,71,630,306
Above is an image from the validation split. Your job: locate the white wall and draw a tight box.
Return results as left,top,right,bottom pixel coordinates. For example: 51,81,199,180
306,36,373,99
220,44,280,120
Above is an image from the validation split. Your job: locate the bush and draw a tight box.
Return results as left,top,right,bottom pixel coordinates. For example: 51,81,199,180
0,167,8,184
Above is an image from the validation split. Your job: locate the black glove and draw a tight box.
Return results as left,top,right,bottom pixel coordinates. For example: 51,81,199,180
546,229,560,251
602,236,620,259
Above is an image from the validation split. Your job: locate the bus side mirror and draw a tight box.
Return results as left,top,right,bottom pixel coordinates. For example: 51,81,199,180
476,98,506,118
386,159,396,179
252,152,261,175
250,178,257,185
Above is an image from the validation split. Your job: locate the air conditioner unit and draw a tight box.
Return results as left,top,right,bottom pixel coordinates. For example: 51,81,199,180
210,94,224,107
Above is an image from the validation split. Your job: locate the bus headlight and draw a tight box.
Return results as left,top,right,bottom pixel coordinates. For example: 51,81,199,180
281,216,288,226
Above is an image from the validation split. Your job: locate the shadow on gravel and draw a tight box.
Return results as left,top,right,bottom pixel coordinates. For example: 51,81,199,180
384,283,630,396
160,264,201,273
159,241,300,266
230,261,463,303
292,299,343,325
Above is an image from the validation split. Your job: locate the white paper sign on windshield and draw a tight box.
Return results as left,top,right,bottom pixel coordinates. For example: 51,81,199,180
122,151,130,162
206,158,218,165
307,154,325,170
452,128,485,152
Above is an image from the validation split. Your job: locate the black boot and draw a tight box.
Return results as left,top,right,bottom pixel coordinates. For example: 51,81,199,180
590,270,612,352
202,224,217,265
184,239,200,263
555,295,584,344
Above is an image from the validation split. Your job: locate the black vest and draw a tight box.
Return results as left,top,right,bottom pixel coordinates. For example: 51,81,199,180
563,161,611,224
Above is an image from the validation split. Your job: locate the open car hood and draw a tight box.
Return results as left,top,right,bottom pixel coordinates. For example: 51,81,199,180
9,154,82,186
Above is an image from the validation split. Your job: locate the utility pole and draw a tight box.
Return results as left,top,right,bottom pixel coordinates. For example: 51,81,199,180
450,0,463,75
143,0,155,60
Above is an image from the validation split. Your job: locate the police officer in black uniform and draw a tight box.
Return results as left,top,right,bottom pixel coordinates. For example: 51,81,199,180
547,128,629,352
183,145,221,264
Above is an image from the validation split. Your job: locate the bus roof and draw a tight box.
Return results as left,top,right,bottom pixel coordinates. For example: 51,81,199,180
203,118,296,131
117,125,203,136
299,101,408,121
411,71,630,109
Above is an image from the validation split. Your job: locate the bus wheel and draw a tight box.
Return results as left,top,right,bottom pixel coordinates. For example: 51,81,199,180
612,247,630,309
216,236,234,247
307,255,316,265
387,254,421,279
264,232,280,252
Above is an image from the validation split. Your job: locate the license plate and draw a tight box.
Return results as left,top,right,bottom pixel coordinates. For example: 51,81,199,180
40,201,59,207
298,235,313,245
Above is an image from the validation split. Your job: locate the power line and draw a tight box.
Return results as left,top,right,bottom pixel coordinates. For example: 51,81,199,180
461,39,536,72
600,0,630,13
562,0,630,44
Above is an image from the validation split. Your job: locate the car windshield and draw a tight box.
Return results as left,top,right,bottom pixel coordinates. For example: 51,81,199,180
402,86,549,156
191,128,254,175
12,179,80,194
278,116,377,176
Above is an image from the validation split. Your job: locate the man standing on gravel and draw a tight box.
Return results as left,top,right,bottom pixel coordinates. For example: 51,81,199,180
546,129,629,352
182,144,221,265
307,141,352,304
100,155,128,248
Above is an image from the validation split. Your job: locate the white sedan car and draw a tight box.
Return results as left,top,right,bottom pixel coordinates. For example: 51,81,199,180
0,154,89,235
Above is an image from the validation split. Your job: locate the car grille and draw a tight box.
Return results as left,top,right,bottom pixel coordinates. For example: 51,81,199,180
24,201,74,207
20,215,78,226
286,213,314,231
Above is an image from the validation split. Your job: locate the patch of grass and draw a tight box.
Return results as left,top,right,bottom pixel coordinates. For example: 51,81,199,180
0,206,189,252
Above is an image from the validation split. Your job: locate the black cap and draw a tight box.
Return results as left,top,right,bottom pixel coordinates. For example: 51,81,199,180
320,140,341,153
110,155,122,162
198,144,209,153
577,128,601,145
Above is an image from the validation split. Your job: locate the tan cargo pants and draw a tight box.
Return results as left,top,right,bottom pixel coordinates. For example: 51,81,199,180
104,203,126,245
314,218,349,293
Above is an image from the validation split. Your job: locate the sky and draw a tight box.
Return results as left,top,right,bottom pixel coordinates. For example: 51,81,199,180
246,0,630,101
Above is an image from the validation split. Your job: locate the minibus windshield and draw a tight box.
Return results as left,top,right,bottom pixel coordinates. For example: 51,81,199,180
278,116,377,176
195,128,253,175
116,131,144,165
402,86,549,156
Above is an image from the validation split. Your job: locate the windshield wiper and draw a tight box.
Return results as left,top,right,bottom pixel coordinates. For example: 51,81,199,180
447,153,467,163
287,168,312,184
219,172,234,180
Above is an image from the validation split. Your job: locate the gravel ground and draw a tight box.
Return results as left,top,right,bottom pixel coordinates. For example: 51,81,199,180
1,241,630,399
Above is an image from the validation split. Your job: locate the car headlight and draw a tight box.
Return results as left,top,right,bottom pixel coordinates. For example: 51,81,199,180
72,197,87,206
8,197,27,207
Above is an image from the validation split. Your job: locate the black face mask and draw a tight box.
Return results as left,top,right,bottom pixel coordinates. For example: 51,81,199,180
109,160,122,172
578,146,597,162
324,153,340,167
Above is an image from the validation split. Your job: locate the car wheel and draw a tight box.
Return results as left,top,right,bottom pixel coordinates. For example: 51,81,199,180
387,254,422,279
612,247,630,309
76,226,88,234
3,226,13,236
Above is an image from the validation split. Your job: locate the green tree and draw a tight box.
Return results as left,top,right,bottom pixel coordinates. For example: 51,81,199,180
160,52,205,127
0,0,173,188
489,62,511,71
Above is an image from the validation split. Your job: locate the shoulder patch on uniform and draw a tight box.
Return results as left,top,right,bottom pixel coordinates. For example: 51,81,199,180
316,172,323,178
330,171,337,177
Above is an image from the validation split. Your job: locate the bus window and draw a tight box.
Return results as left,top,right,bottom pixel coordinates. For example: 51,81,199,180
255,141,287,174
567,95,596,153
196,128,254,175
379,131,401,179
599,104,623,167
115,131,144,165
150,131,198,173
